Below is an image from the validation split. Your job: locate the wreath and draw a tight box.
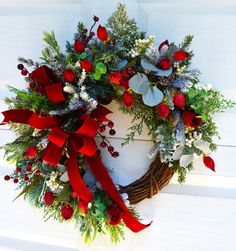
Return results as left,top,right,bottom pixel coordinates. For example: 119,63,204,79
1,4,234,243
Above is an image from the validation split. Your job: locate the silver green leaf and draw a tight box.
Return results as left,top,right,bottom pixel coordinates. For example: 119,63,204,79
129,73,149,94
142,86,164,106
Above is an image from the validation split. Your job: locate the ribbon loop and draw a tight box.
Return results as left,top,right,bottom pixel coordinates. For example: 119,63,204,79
30,65,65,104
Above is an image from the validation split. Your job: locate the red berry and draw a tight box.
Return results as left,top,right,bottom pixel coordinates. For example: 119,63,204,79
78,200,88,213
107,121,114,128
44,191,54,205
23,146,38,158
99,125,106,133
17,63,24,70
109,129,116,136
21,69,28,76
71,191,78,199
159,58,172,70
108,146,114,153
62,69,75,82
35,170,41,175
61,206,74,220
90,32,95,37
74,40,85,53
122,92,135,107
100,141,107,148
112,151,119,158
4,175,10,181
13,178,19,184
24,176,30,182
26,164,32,172
93,15,99,22
82,28,88,33
16,167,22,173
29,82,35,88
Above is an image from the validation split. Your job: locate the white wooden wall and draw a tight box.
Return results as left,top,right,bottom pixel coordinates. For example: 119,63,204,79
0,0,236,250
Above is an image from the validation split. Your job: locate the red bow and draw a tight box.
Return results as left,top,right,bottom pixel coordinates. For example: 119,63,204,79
30,65,65,104
42,115,99,203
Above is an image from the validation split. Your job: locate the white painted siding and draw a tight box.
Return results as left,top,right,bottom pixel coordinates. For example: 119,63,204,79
0,1,235,250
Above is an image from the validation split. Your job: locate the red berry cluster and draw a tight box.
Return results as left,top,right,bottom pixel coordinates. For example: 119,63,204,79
17,63,28,76
99,121,119,158
4,162,41,184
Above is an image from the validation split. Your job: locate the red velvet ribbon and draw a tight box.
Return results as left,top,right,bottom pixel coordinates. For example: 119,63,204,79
1,109,60,129
1,105,151,232
30,65,65,104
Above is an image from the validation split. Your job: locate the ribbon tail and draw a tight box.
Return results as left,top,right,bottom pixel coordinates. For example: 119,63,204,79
67,145,93,204
86,154,151,233
1,110,33,125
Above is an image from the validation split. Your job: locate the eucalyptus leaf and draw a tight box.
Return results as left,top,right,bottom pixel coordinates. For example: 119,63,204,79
83,169,96,186
129,73,149,94
172,145,185,160
180,154,193,167
108,59,128,70
155,67,173,77
141,59,159,72
142,86,164,106
193,139,211,154
147,143,160,159
59,171,69,183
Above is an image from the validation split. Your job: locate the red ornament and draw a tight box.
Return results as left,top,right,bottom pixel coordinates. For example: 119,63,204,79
122,92,134,107
159,58,172,70
61,206,74,220
23,146,38,158
109,72,122,84
107,205,123,226
97,25,108,41
74,40,85,53
78,200,88,213
158,40,169,51
203,156,215,172
173,93,185,109
21,69,28,76
80,59,93,73
157,103,170,119
173,50,189,61
183,110,203,128
62,69,75,82
4,175,10,181
44,191,54,205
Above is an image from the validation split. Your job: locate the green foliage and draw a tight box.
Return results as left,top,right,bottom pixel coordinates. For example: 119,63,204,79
5,86,54,113
107,3,145,55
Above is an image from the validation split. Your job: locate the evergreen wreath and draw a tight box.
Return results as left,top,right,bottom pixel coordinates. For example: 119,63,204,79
1,4,234,243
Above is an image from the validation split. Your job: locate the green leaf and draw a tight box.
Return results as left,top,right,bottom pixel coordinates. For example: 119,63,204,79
95,62,107,74
187,89,197,99
13,175,40,201
80,52,87,60
92,72,102,80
